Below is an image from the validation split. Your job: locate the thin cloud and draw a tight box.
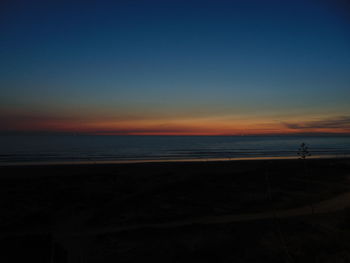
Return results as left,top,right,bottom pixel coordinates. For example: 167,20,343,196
284,116,350,130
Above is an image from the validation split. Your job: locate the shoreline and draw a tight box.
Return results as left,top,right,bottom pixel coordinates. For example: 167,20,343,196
0,154,348,167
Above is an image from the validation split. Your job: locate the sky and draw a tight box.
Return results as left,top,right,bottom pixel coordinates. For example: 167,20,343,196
1,0,350,135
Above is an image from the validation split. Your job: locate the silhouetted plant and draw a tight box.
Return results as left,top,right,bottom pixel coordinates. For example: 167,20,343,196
298,143,311,160
298,143,314,215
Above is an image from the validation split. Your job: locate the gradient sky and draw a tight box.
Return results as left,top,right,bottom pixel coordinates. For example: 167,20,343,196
1,0,350,135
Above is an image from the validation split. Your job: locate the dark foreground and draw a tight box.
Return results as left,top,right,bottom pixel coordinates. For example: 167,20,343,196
1,158,350,262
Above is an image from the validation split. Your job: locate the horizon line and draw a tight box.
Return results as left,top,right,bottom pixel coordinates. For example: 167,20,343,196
1,131,350,137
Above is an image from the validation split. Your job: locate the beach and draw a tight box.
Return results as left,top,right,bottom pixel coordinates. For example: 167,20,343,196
1,158,350,262
3,0,350,261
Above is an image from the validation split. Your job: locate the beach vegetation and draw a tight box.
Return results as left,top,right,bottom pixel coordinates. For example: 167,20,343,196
298,143,311,160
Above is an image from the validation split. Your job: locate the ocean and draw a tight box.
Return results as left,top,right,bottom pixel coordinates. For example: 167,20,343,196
0,135,350,165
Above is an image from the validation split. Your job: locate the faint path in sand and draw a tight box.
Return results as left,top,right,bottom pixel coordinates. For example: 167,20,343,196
66,188,350,237
3,179,350,239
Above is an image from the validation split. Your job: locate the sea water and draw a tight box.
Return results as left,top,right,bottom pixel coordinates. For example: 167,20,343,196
0,135,350,164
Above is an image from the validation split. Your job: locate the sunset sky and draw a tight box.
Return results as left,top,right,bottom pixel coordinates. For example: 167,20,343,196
1,0,350,135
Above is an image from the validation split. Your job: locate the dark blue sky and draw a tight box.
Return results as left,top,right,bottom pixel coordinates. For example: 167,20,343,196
1,0,350,134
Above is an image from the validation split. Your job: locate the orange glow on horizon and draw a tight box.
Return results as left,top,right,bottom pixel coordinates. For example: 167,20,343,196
3,114,349,135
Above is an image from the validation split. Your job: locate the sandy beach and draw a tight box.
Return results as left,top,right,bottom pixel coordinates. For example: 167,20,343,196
1,158,350,262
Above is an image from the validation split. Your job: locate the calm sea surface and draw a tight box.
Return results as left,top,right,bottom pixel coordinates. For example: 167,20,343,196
0,135,350,165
